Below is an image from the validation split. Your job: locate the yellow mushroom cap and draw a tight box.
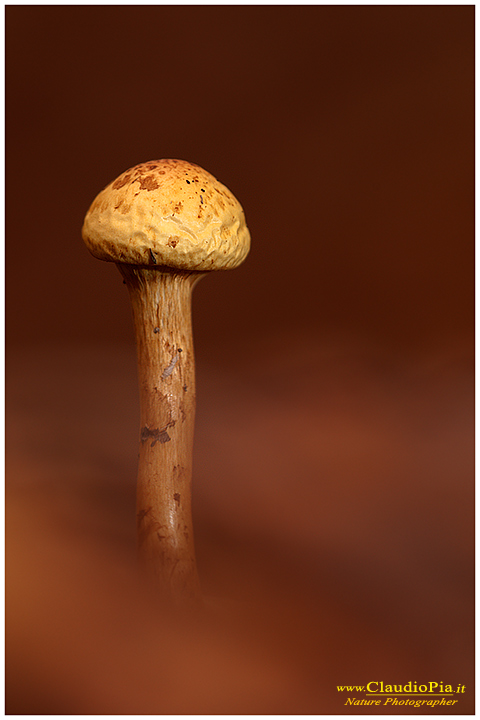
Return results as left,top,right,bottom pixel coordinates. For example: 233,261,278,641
82,159,250,272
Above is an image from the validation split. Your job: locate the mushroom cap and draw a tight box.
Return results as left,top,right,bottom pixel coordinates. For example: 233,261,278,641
82,159,250,271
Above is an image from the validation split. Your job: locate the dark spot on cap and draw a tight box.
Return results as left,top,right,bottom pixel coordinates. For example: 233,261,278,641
186,180,191,184
137,175,160,191
112,173,132,190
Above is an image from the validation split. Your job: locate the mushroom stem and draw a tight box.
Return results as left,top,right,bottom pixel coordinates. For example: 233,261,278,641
118,263,203,603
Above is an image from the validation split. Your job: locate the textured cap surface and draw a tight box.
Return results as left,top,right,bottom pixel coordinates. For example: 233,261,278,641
82,159,250,271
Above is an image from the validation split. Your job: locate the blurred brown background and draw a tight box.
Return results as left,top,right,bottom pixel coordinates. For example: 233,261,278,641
6,6,474,715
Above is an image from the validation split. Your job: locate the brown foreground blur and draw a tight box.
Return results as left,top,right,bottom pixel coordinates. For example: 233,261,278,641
6,334,473,714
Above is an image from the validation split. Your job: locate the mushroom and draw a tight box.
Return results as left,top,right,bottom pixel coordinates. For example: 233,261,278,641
82,159,250,603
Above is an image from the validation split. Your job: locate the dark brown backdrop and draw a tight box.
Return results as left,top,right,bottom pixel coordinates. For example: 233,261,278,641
6,5,474,351
6,6,474,715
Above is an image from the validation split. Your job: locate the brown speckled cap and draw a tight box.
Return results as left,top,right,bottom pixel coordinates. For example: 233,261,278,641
82,159,251,271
